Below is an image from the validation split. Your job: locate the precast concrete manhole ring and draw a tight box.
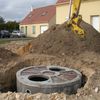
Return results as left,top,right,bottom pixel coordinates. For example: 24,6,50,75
16,66,82,94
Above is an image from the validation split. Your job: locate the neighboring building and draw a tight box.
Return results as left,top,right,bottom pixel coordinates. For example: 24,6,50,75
56,0,100,32
20,5,56,37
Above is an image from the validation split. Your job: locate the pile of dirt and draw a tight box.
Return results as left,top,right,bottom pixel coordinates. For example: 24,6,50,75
0,40,31,53
0,48,18,60
30,21,100,56
0,92,66,100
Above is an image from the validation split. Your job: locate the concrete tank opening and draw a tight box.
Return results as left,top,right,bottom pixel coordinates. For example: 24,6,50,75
28,75,49,82
49,67,63,72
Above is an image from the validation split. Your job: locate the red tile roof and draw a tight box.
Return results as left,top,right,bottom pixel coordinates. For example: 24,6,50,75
20,5,56,25
56,0,69,4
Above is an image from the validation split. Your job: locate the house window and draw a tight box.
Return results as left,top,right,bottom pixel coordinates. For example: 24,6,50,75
41,11,48,16
91,15,100,31
40,25,48,34
32,26,35,34
21,27,24,33
25,26,27,34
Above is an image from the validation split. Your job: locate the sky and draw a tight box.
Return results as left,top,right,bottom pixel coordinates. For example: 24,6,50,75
0,0,57,22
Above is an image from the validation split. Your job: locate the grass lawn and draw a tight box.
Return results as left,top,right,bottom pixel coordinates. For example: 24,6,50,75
0,39,11,44
0,38,33,44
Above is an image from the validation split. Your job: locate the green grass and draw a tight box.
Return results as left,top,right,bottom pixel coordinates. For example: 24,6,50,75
0,38,33,44
0,39,11,44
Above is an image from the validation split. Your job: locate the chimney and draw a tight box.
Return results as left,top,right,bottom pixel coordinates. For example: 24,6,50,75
31,6,33,12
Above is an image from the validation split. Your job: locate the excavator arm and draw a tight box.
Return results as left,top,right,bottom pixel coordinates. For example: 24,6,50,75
67,0,85,38
72,0,81,17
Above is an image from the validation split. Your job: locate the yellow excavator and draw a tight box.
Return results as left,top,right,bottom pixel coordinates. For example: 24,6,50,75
67,0,85,38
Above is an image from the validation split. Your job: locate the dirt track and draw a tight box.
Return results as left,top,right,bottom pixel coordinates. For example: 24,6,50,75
0,21,100,100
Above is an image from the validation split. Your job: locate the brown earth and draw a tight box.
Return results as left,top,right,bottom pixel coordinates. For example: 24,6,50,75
0,21,100,100
0,48,18,68
0,48,17,59
0,40,31,54
29,21,100,56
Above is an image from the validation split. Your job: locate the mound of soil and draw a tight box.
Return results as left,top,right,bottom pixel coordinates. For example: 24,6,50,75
30,21,100,56
0,48,18,60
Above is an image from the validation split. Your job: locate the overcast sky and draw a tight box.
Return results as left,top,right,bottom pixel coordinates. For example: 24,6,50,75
0,0,57,22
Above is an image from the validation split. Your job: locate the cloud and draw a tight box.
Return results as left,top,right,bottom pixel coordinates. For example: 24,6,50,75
0,0,57,21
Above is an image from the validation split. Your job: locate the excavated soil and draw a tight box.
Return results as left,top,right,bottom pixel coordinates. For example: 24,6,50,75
0,21,100,100
0,40,31,54
0,48,17,59
0,48,18,67
30,21,100,56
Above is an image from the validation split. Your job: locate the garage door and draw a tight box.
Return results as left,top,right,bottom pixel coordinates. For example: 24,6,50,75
40,25,48,34
91,16,100,31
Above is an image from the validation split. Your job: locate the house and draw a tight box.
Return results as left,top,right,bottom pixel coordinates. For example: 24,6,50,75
20,5,56,37
56,0,100,31
20,0,100,37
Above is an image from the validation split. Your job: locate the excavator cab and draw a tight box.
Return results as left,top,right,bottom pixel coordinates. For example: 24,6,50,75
67,0,85,38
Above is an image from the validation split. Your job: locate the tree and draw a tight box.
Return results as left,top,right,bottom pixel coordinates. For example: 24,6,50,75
0,16,5,24
0,16,19,32
6,21,19,32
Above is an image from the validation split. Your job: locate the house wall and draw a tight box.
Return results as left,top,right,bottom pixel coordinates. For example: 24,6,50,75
20,23,49,37
20,14,56,37
56,0,100,31
56,3,69,24
80,0,100,25
49,15,56,27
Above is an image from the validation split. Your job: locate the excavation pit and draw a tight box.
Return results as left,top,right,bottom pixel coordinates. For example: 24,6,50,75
16,65,82,94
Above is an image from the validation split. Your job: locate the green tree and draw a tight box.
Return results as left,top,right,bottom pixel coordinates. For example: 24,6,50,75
6,21,19,32
0,23,6,30
0,16,19,32
0,16,5,24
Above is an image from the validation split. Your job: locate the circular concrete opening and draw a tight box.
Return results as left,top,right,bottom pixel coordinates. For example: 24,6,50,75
28,75,49,82
49,67,63,72
16,66,82,94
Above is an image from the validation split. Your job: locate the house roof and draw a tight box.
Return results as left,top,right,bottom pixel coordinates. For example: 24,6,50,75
56,0,69,4
56,0,93,4
20,5,56,25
